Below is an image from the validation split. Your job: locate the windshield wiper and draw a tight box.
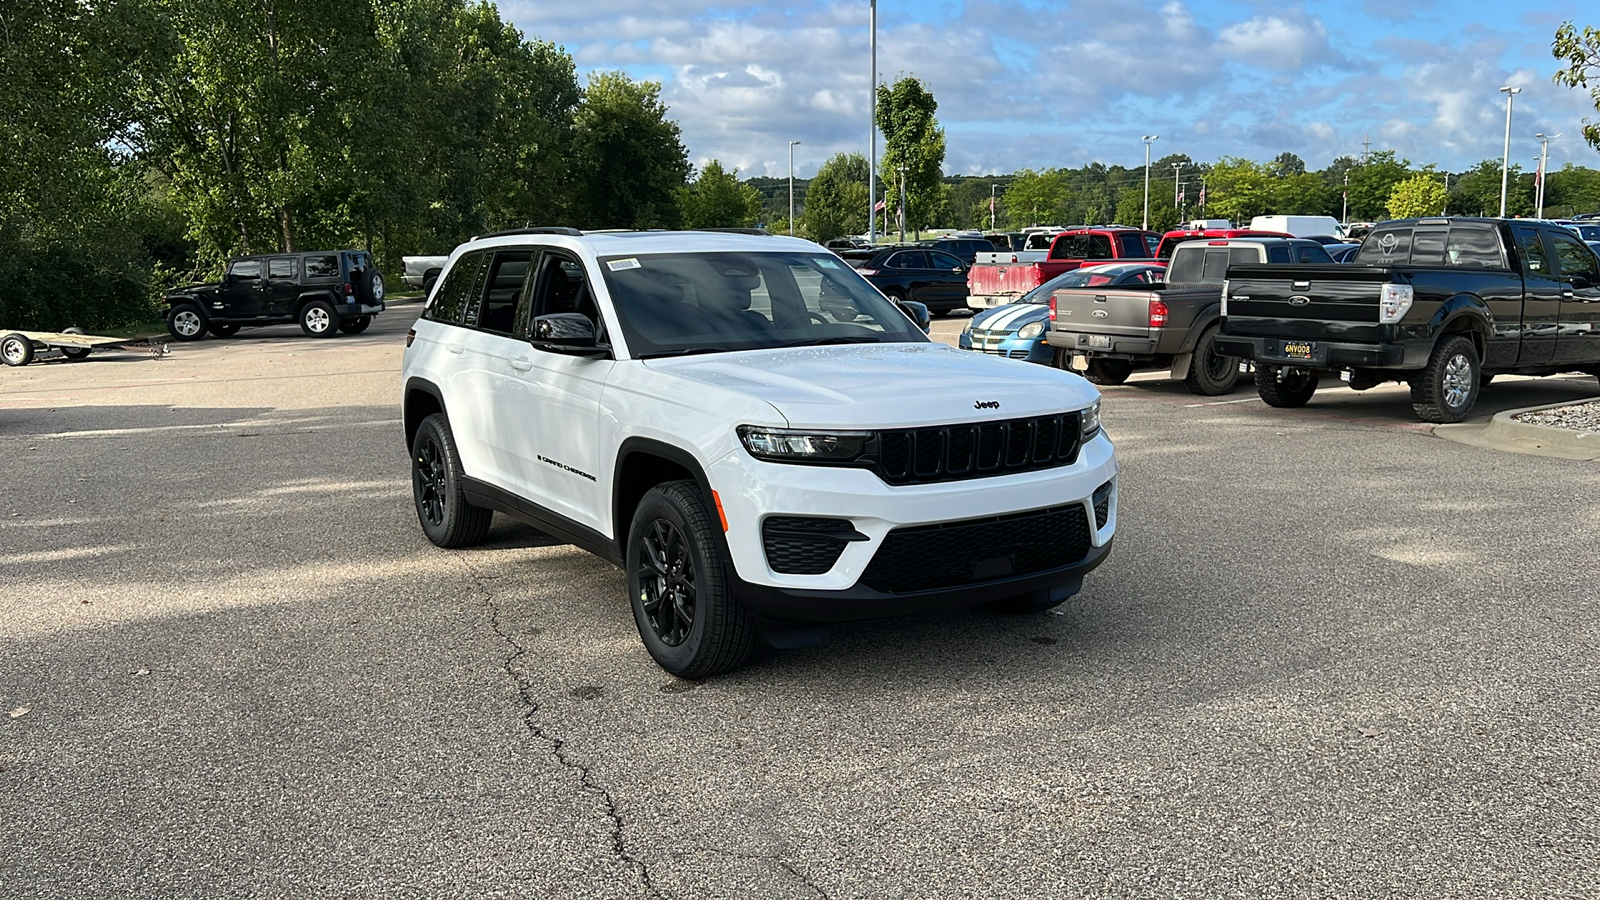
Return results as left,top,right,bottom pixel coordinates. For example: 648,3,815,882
777,336,883,348
637,347,729,359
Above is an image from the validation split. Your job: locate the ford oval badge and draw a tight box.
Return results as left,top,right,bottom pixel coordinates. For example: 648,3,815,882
1092,309,1109,318
1288,295,1311,307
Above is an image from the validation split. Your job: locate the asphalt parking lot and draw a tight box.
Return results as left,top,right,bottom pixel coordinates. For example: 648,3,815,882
3,306,1598,898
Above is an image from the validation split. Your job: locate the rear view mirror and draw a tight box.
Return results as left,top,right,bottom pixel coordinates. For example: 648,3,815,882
894,299,931,333
1571,275,1593,290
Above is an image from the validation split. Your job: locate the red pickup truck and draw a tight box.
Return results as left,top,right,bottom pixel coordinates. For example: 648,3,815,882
966,227,1158,310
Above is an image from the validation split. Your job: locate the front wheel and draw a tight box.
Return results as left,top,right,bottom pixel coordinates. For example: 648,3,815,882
299,300,341,337
410,413,493,548
166,303,208,341
1256,364,1319,407
627,481,758,678
339,316,372,334
1183,327,1241,395
1084,358,1133,386
1410,335,1480,423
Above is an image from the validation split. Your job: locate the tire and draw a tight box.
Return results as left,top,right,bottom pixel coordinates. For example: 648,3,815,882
1183,326,1241,396
627,480,758,678
299,300,341,337
209,323,240,338
410,413,493,548
1256,363,1319,407
1,332,34,367
360,268,385,304
422,274,439,298
339,316,372,334
1084,358,1133,386
166,303,208,341
1410,335,1480,424
60,326,91,360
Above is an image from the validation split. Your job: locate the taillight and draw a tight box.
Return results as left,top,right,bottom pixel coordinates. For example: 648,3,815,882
405,328,416,347
1049,295,1056,321
1149,299,1169,328
1010,254,1019,263
342,282,355,296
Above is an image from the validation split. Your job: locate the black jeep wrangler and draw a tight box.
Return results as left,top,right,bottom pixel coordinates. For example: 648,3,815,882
164,250,386,341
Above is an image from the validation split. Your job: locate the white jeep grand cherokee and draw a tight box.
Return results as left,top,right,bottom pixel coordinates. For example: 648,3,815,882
401,228,1117,677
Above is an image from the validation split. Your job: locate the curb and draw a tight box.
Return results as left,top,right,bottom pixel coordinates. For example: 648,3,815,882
1477,399,1600,460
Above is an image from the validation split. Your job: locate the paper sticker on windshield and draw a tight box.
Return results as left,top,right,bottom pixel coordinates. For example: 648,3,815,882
816,258,841,269
607,258,641,271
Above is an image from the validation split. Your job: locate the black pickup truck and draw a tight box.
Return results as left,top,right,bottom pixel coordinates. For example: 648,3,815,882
1215,217,1600,422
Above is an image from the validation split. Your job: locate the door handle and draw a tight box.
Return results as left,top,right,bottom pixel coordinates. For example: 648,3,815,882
509,357,533,372
1563,290,1575,299
445,344,464,355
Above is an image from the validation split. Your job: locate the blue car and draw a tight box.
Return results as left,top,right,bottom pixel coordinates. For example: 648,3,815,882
959,263,1165,364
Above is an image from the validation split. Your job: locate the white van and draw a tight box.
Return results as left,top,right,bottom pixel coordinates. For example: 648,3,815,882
1248,215,1343,238
1188,219,1232,230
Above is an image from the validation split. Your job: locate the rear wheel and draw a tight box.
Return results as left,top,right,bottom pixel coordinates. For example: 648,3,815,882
339,316,372,334
1,333,34,367
1183,326,1241,395
422,273,439,297
1084,358,1133,386
410,413,493,548
1256,364,1319,407
60,326,92,360
299,300,340,337
1410,335,1480,423
627,481,758,678
166,303,208,341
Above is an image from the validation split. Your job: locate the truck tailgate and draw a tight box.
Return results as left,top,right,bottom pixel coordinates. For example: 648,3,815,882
1050,286,1160,338
1223,264,1393,342
968,262,1047,299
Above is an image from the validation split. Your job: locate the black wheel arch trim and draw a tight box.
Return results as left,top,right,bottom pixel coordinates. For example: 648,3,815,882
402,377,447,451
613,437,732,573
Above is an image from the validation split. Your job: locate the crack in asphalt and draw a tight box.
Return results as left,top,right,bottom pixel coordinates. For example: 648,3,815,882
478,582,665,899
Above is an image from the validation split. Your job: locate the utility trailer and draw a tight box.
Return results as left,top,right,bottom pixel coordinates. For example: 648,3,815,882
0,328,167,367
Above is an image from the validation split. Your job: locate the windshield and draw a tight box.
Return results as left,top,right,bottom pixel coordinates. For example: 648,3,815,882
1019,266,1160,303
600,251,928,358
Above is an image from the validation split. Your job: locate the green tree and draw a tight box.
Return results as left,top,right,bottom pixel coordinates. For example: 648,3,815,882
1386,174,1449,218
1202,157,1272,224
1003,169,1069,227
801,153,869,243
1269,152,1307,177
1344,150,1413,220
679,160,764,229
875,77,946,235
572,72,689,229
1449,158,1533,217
1553,21,1600,153
1545,163,1600,216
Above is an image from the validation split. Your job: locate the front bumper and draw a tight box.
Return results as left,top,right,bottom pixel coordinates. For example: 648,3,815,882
958,331,1054,363
1214,335,1416,369
708,432,1118,622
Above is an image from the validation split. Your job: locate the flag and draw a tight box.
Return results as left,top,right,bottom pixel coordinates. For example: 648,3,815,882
874,199,886,212
1198,186,1207,207
989,195,996,214
1535,163,1544,188
1177,189,1185,204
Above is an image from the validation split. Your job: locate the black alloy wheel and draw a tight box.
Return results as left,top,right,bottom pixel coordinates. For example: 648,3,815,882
636,518,697,648
410,413,492,548
1183,327,1241,396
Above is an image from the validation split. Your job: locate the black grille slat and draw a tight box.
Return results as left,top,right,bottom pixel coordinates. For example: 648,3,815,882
866,412,1086,486
861,503,1093,594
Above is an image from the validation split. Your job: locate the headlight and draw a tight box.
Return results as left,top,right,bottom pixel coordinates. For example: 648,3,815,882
961,319,974,335
1018,321,1045,340
737,426,869,462
1080,400,1101,438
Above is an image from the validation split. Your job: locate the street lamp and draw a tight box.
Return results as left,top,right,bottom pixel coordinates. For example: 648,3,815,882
1141,135,1158,230
867,0,877,243
788,140,801,235
991,183,999,231
1171,161,1183,212
897,164,907,243
1499,86,1521,218
1535,132,1560,218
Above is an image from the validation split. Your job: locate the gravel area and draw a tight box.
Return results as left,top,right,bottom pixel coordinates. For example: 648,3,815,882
1512,400,1600,432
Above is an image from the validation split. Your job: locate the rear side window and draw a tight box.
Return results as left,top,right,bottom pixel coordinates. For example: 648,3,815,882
1267,246,1290,264
303,255,338,278
427,252,488,325
1296,244,1334,263
928,250,963,270
1444,227,1505,269
477,250,533,335
268,257,296,280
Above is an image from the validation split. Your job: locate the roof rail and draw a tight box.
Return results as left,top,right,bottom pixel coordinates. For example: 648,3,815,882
471,226,583,240
694,227,774,236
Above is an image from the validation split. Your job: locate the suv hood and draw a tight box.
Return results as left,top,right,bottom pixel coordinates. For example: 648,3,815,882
173,280,221,295
641,342,1097,429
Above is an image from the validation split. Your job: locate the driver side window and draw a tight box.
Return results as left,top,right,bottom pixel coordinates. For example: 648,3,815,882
1548,231,1599,282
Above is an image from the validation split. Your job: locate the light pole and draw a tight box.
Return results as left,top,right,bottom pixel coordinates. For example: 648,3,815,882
1535,132,1560,218
1171,161,1183,222
991,183,998,231
1499,86,1521,218
1342,173,1349,224
897,164,907,243
788,140,801,235
1141,135,1158,230
867,0,877,243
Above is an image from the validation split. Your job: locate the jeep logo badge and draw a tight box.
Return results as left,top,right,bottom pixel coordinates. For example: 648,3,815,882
974,400,1000,410
1289,295,1311,306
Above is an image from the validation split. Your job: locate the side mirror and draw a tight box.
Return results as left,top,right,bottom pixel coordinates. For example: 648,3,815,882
1571,275,1593,290
532,312,608,356
895,299,931,333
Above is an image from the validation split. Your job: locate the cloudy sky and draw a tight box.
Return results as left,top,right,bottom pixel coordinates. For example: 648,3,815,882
501,0,1600,179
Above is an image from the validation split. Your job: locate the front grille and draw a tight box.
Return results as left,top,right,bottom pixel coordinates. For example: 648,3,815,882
866,412,1082,486
762,516,859,575
860,503,1093,594
970,329,1009,351
1007,350,1030,359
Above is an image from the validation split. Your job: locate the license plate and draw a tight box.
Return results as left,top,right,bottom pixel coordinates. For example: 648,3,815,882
1088,334,1112,349
1283,341,1314,360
